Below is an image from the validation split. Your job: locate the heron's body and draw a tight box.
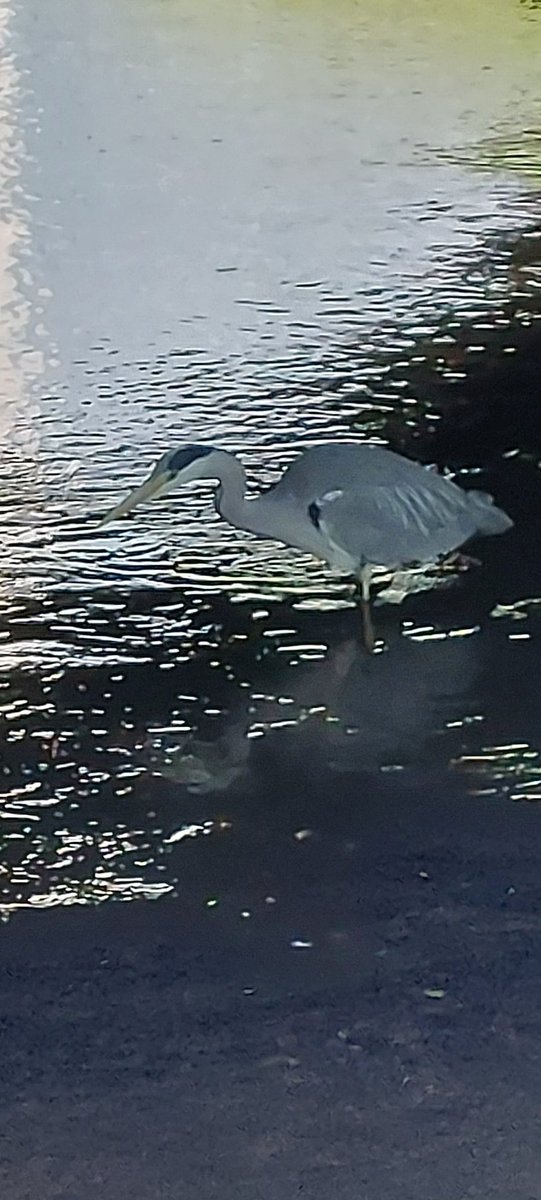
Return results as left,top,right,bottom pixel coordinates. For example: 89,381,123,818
102,441,512,644
213,443,511,573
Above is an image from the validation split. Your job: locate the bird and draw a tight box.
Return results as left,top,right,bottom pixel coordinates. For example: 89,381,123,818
100,442,513,649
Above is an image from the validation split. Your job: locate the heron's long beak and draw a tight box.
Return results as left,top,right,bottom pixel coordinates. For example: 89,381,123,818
99,467,173,526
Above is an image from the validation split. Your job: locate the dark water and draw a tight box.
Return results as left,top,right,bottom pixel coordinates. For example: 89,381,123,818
1,0,541,977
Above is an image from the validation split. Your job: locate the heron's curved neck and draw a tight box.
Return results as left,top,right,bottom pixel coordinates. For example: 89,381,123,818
213,451,282,540
214,452,247,524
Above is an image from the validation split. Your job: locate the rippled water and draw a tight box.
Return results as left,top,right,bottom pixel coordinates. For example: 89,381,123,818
1,0,541,945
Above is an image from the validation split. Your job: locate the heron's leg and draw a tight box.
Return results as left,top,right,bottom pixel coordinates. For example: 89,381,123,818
357,566,375,653
359,565,372,604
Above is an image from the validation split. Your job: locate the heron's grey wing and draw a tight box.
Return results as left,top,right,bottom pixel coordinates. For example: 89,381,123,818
314,477,483,568
276,445,511,566
275,443,440,501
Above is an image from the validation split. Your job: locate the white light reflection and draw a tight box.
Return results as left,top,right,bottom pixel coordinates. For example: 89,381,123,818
403,623,479,642
452,741,541,802
491,597,541,621
0,816,229,915
164,822,214,845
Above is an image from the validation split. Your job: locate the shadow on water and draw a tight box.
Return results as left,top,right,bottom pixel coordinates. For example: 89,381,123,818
2,517,541,937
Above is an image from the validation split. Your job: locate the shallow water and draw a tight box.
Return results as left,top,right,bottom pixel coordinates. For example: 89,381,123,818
1,0,541,955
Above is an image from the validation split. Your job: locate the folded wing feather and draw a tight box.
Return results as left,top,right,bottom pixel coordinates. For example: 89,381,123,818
315,478,491,569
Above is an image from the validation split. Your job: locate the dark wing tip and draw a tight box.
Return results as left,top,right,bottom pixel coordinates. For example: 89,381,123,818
308,501,321,530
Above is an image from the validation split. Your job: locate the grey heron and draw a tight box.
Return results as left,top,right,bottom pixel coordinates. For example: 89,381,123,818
101,442,512,648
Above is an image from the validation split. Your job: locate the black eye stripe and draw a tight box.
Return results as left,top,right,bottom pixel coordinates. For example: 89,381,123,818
169,445,213,473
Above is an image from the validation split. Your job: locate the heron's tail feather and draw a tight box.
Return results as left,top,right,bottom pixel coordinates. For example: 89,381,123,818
469,490,513,536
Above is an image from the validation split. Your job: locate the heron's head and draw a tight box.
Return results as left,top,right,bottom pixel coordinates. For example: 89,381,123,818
100,444,219,524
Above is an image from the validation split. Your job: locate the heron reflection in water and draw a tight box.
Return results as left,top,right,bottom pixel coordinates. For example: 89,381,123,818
148,624,480,795
101,442,512,648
